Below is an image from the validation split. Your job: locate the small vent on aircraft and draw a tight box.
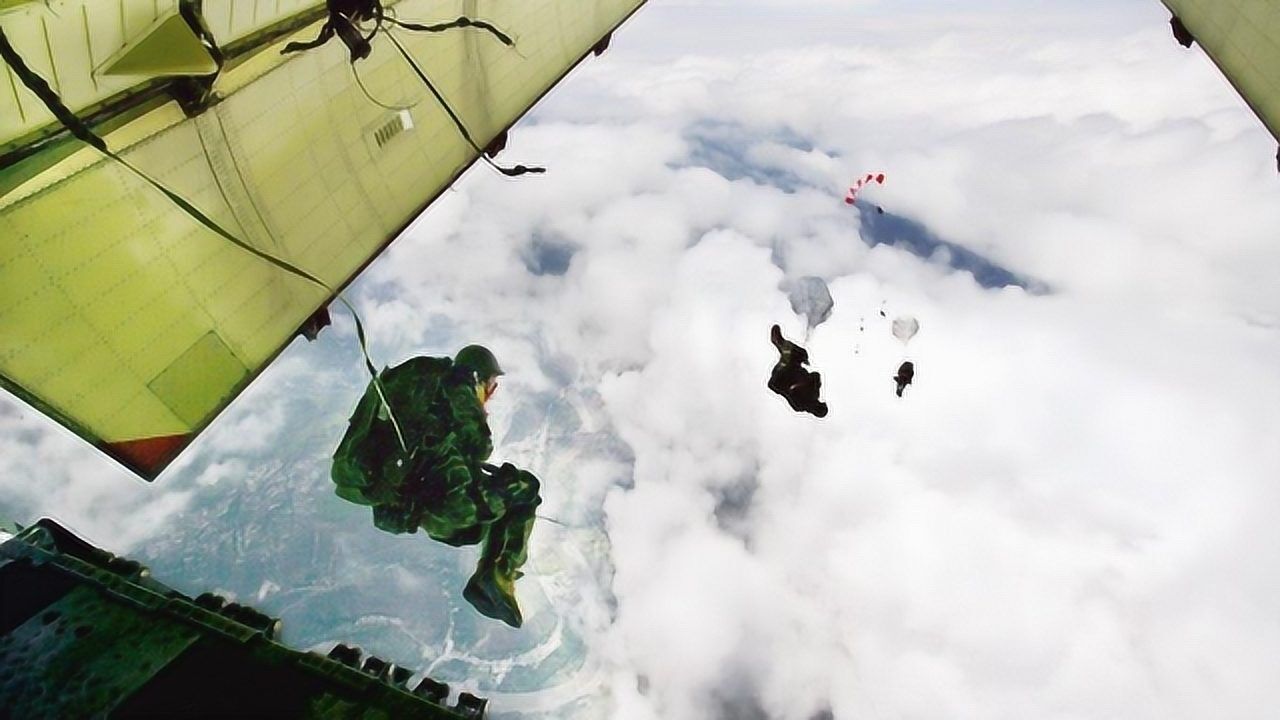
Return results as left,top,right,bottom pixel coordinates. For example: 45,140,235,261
372,116,404,148
370,110,415,150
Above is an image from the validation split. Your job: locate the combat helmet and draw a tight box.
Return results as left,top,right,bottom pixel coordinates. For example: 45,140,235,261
454,345,504,382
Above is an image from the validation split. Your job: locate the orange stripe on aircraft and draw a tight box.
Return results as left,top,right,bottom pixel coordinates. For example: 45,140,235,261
104,434,190,476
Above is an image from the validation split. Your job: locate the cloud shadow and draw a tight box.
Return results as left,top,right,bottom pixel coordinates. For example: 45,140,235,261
858,207,1047,292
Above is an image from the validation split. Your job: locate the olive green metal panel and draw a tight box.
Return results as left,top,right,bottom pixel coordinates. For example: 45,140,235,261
0,114,315,458
0,0,329,151
0,0,646,478
98,10,220,78
0,0,181,149
202,0,325,48
1161,0,1280,141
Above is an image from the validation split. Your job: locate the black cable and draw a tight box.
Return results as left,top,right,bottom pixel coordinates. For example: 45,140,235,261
384,31,545,177
280,3,540,176
0,27,409,453
387,16,513,47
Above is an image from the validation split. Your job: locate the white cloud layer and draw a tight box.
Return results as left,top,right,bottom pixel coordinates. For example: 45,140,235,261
515,5,1279,718
3,2,1279,718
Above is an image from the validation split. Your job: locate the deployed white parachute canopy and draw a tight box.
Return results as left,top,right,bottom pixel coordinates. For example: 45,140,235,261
786,277,834,331
892,316,920,344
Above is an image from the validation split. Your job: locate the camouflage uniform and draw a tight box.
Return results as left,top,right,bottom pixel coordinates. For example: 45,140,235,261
768,325,828,418
332,354,540,627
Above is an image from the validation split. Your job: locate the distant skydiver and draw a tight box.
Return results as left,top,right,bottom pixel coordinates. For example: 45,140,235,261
332,345,541,628
894,361,915,398
890,316,919,397
768,325,829,418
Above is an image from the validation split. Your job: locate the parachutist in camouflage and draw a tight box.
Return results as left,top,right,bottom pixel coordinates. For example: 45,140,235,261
768,325,828,418
894,361,915,397
332,345,541,628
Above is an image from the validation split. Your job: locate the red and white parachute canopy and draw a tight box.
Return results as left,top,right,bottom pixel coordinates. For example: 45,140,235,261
844,172,886,205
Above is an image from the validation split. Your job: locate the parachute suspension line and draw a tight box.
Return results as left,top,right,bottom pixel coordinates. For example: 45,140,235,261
0,27,410,455
338,295,408,455
0,28,304,279
383,31,545,178
279,5,539,175
0,31,245,253
349,60,419,111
